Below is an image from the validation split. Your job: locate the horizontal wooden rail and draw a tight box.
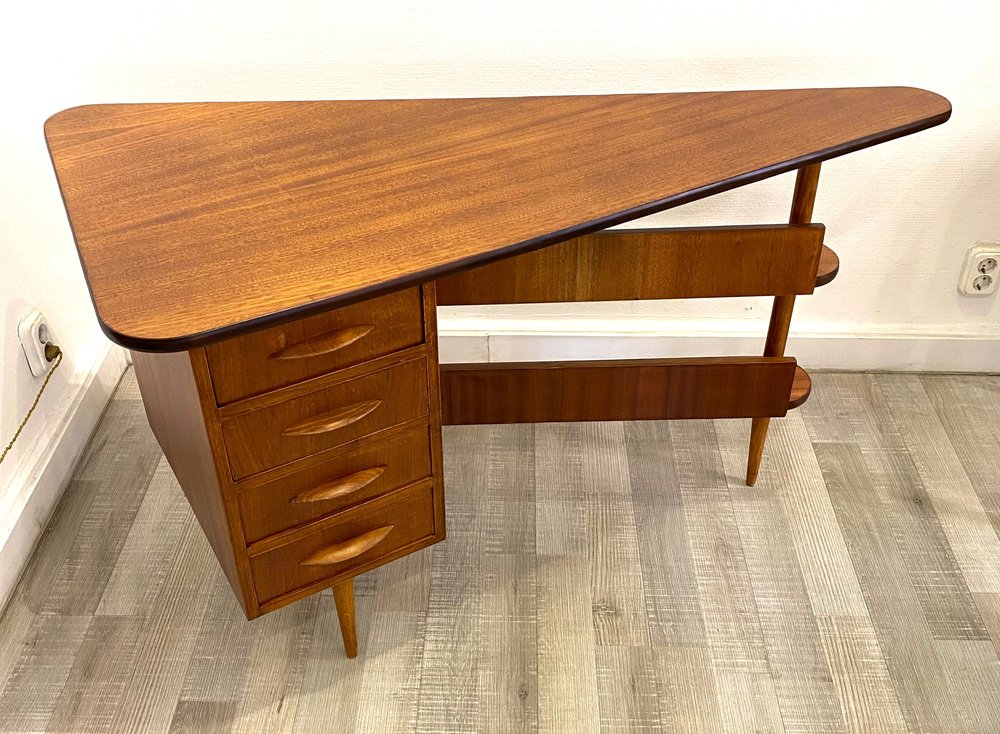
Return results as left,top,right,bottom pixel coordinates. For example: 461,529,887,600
436,224,826,305
440,357,805,425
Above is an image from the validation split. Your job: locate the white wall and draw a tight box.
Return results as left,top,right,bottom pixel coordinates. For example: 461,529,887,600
8,0,996,372
1,1,998,600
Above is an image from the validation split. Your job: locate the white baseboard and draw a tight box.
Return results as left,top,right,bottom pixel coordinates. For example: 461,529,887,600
0,343,128,611
438,317,1000,373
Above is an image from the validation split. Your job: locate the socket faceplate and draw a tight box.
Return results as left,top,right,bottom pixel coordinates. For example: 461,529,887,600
18,309,53,377
959,244,1000,296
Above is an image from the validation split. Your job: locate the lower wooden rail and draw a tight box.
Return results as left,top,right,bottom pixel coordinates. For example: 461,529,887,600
440,356,807,425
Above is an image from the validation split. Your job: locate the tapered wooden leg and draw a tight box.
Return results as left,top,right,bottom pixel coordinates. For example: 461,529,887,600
746,162,821,486
746,416,769,486
332,578,358,658
746,293,797,485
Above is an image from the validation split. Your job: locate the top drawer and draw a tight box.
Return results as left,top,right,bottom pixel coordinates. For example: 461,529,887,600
206,288,424,404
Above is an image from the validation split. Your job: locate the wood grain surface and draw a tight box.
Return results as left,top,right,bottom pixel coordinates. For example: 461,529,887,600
3,368,1000,732
436,224,826,304
44,88,950,350
250,482,437,604
440,357,798,425
205,287,425,404
130,349,252,615
221,356,430,480
236,427,432,544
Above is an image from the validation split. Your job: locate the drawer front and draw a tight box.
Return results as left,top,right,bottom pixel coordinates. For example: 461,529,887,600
238,427,432,543
223,357,429,480
251,481,437,603
206,288,424,404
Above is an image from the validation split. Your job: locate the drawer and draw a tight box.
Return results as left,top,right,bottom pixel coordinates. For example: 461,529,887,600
223,356,429,480
206,288,424,404
251,481,437,604
238,427,432,543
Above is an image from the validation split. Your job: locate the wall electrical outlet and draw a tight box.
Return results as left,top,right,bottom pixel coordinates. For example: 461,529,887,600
958,244,1000,296
18,309,54,377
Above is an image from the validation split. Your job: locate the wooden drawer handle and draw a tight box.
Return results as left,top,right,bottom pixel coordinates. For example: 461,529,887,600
269,325,375,360
291,466,387,504
281,399,381,437
299,525,395,566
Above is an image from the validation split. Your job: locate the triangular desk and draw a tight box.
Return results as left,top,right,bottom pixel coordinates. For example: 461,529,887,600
46,87,951,656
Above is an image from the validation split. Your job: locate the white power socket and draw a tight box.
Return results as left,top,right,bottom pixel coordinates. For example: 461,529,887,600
958,244,1000,296
18,309,54,377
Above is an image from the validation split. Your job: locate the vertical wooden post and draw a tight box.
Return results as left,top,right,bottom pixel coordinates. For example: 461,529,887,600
332,578,358,658
746,162,821,486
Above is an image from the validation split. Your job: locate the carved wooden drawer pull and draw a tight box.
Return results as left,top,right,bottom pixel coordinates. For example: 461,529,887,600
281,399,381,437
291,466,388,504
269,325,375,361
299,525,395,566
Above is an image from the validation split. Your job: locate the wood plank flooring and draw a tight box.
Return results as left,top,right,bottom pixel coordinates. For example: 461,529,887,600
2,369,1000,733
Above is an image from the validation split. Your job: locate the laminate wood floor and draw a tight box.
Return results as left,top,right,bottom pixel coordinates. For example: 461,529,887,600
2,369,1000,733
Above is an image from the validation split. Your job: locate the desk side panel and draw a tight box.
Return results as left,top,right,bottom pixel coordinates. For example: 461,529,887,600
131,349,254,616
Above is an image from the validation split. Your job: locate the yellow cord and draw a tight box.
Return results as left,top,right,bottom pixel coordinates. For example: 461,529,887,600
0,345,63,466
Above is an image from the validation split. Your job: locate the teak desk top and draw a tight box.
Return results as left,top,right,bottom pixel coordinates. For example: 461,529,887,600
44,87,950,351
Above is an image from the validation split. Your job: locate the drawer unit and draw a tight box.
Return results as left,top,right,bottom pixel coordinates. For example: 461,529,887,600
222,355,430,480
238,426,432,544
250,481,437,604
128,282,445,655
206,287,424,404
